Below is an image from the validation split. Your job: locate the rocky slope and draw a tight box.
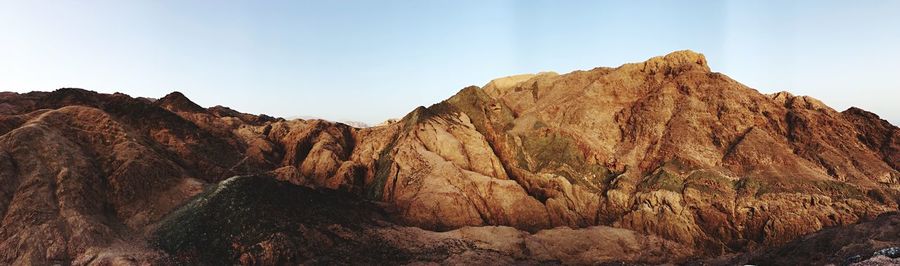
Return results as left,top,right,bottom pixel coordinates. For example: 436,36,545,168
339,50,898,254
152,175,691,265
0,50,896,264
737,211,900,265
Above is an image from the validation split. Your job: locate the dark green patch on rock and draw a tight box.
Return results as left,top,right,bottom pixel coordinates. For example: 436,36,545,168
152,175,404,265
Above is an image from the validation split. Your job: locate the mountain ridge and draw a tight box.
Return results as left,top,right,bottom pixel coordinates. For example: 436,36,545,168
0,50,897,264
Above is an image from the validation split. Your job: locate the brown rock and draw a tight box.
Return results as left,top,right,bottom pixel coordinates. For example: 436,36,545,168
345,50,898,255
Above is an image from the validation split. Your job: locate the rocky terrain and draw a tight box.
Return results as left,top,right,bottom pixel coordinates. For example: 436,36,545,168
737,211,900,265
0,50,896,265
153,175,691,265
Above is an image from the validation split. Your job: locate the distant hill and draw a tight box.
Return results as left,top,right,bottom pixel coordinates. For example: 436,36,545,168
285,115,370,128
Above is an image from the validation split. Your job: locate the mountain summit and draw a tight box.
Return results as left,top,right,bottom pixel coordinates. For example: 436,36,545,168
632,49,711,73
0,51,896,264
156,91,206,113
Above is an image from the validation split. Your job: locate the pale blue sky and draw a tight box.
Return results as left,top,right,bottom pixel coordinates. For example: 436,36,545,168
1,1,898,124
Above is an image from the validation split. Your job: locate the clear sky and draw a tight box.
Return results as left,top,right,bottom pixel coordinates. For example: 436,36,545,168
1,1,898,125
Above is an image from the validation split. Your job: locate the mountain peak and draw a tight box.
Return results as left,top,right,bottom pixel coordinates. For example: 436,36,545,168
662,50,707,65
633,49,710,74
156,91,205,113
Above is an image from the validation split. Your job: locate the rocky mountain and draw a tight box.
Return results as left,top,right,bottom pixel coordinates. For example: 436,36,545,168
0,50,896,265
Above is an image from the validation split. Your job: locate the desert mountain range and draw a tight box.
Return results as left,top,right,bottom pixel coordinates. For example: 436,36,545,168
0,50,897,265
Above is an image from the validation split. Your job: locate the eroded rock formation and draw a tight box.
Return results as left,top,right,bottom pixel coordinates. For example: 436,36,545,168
344,50,899,255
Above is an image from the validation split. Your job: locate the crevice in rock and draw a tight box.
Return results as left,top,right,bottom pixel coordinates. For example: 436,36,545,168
722,127,754,160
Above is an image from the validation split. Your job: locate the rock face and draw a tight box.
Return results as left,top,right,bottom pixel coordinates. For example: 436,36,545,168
153,175,693,265
350,50,899,254
0,50,897,264
736,212,900,265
